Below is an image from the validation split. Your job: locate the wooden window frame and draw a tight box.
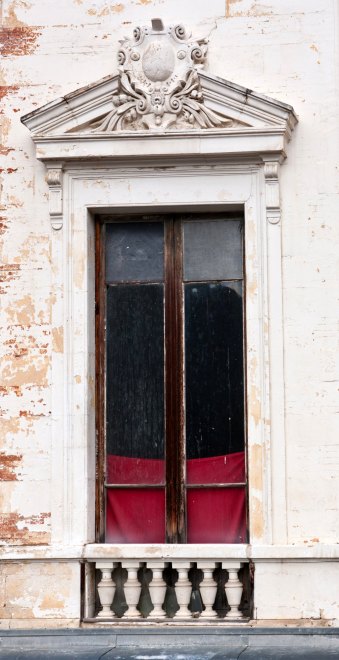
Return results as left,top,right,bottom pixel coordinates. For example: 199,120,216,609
95,212,247,544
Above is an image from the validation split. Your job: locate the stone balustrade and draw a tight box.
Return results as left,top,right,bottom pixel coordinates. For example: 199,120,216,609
92,558,249,621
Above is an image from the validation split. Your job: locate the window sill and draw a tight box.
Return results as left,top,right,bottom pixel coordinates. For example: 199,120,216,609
84,543,249,562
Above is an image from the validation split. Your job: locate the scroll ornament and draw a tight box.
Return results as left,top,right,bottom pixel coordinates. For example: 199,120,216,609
92,20,232,132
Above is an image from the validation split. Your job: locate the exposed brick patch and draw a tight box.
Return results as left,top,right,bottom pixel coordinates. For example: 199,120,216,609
0,27,41,57
0,512,51,544
0,453,22,481
0,86,19,101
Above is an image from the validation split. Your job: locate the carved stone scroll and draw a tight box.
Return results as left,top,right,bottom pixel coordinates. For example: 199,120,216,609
92,19,233,132
46,166,63,230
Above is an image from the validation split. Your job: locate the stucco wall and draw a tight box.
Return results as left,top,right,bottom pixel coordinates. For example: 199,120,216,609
1,0,338,625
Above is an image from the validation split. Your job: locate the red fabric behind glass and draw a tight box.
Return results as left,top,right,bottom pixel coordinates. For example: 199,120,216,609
187,451,245,484
187,488,246,543
106,488,166,543
105,452,246,543
107,455,165,485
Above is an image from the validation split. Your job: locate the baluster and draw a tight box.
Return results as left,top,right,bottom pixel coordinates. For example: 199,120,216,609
197,561,218,618
148,561,167,618
96,561,116,618
223,562,244,619
172,561,192,619
121,561,142,618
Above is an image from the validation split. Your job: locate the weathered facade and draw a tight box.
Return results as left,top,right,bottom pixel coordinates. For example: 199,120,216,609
0,0,338,630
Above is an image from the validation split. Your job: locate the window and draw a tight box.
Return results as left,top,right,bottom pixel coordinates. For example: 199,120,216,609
96,213,247,544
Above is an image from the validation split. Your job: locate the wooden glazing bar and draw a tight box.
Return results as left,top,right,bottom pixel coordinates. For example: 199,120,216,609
104,483,246,489
186,483,247,489
165,219,186,543
104,484,165,489
95,219,106,542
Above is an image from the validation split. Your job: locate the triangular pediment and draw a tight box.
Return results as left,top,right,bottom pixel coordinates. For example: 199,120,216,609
21,71,297,139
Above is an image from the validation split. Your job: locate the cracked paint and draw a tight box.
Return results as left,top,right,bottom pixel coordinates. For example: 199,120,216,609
51,326,63,353
2,354,49,388
226,0,273,18
87,3,125,16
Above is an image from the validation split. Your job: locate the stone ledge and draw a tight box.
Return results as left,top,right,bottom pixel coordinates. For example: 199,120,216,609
0,627,339,659
2,543,339,562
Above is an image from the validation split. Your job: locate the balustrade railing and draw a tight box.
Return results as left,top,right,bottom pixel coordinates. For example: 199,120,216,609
89,558,249,621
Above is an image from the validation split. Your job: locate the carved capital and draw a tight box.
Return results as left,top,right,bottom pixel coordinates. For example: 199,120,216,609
264,162,279,180
46,169,62,187
46,166,63,230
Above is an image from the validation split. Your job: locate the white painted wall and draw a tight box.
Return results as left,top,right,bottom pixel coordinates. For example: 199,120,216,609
1,0,338,625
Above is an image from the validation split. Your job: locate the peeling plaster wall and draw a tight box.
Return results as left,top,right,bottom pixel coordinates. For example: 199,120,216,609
0,0,338,624
0,562,80,628
254,562,339,621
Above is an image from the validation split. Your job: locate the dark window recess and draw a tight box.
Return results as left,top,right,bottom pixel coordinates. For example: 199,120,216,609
106,222,164,283
97,214,247,544
106,284,165,462
185,281,244,460
183,218,243,281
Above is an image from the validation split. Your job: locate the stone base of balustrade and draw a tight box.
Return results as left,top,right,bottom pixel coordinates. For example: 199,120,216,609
84,616,250,625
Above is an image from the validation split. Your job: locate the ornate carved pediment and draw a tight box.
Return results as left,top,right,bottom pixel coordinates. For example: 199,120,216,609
90,19,236,132
21,20,297,143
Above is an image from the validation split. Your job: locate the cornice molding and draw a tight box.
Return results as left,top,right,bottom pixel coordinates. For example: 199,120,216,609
32,127,290,166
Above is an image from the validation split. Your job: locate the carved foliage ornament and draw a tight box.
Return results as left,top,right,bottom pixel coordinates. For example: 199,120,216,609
93,19,231,132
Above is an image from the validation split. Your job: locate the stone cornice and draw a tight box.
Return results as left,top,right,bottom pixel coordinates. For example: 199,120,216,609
32,126,289,164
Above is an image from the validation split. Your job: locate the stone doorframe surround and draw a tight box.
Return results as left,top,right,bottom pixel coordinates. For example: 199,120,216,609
39,152,289,550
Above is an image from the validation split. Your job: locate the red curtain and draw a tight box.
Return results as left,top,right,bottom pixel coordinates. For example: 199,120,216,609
106,452,246,543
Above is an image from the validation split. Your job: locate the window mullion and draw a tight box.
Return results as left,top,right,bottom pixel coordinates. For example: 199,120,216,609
165,219,186,543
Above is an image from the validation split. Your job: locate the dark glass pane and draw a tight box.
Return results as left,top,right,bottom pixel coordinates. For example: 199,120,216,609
187,487,247,543
106,284,165,479
106,222,164,283
106,489,165,543
185,282,244,466
183,218,243,281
